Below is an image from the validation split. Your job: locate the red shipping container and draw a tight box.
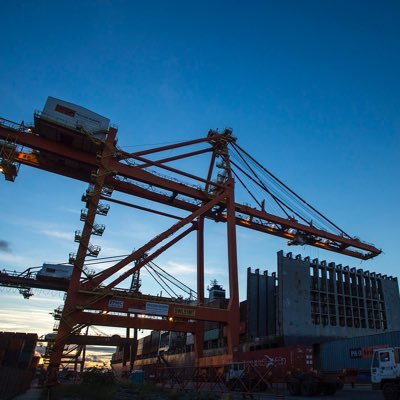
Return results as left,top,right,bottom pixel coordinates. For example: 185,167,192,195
234,346,314,381
0,333,10,350
9,338,25,351
0,348,5,364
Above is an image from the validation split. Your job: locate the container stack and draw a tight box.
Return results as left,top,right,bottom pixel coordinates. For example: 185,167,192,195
0,332,38,369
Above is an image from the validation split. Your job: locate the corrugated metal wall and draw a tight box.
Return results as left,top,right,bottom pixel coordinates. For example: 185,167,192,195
0,332,37,369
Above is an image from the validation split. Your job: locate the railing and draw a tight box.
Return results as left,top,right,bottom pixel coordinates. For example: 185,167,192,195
0,117,23,131
0,267,40,279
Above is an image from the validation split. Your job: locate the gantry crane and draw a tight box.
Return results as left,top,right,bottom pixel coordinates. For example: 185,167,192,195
0,104,381,383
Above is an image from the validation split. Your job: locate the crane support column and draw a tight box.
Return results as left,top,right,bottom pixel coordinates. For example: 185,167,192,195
221,131,241,355
195,216,205,358
47,128,117,383
226,175,240,354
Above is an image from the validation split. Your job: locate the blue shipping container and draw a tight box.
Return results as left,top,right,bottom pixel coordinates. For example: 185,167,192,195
318,330,400,375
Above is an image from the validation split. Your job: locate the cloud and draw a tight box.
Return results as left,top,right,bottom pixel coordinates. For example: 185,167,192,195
84,355,109,363
99,245,130,257
163,260,225,278
164,261,196,275
60,207,80,215
0,309,55,335
0,239,11,252
7,217,74,242
0,252,30,265
40,229,72,241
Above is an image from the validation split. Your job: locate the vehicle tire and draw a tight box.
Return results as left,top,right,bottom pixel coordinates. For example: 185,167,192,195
300,380,317,396
287,380,301,396
383,383,400,400
336,379,344,391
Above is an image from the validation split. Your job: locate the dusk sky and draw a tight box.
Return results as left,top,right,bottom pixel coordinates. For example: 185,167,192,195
0,0,399,348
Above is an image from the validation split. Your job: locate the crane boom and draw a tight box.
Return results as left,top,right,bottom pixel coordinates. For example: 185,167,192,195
0,116,380,260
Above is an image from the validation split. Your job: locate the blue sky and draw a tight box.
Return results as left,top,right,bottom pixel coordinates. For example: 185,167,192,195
0,0,399,340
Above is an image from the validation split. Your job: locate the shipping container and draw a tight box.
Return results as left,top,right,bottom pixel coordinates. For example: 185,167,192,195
0,334,10,350
9,337,24,351
22,335,37,353
151,331,160,345
137,338,144,355
0,349,5,365
186,333,194,346
18,351,34,369
3,349,21,368
141,333,158,356
204,328,220,342
143,335,151,351
159,332,169,349
0,332,38,370
234,346,314,380
169,332,185,347
317,330,400,379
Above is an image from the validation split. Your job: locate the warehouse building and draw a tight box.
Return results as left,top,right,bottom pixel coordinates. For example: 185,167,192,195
246,250,400,345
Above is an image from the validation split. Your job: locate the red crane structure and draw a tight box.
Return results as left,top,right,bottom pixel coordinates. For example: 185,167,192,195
0,108,381,383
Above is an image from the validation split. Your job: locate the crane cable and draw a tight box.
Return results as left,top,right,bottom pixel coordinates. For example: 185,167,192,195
149,261,197,299
143,264,175,298
229,147,294,219
230,145,317,225
231,142,352,238
230,155,297,220
229,148,311,224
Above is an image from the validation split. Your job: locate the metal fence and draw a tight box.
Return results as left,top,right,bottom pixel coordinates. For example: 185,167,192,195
142,364,286,399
